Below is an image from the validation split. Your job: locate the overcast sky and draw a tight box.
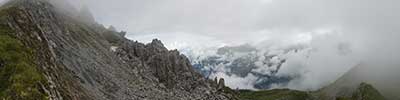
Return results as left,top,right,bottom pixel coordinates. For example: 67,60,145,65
1,0,399,90
69,0,399,54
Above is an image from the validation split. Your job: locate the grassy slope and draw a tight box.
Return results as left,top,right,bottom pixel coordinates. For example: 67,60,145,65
239,89,312,100
236,82,386,100
352,83,386,100
0,8,47,99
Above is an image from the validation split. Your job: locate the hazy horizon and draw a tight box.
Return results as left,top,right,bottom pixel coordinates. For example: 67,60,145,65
2,0,399,91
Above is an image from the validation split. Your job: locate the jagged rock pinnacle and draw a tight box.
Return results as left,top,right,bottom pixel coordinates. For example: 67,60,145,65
218,78,225,90
151,39,164,47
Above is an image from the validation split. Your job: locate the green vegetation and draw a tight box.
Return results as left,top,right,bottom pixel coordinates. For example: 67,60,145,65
235,82,386,100
332,83,386,100
238,89,312,100
0,24,47,100
351,83,386,100
335,97,352,100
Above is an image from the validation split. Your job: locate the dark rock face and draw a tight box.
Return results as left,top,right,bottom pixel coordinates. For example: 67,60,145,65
351,83,386,100
0,0,236,99
217,78,225,90
0,60,3,69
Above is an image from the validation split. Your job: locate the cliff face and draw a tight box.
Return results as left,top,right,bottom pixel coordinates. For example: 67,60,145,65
0,0,235,99
316,64,391,100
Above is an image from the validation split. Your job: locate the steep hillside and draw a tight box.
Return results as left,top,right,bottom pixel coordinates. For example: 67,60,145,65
316,64,399,100
0,0,236,99
234,64,387,100
315,82,386,100
315,65,366,100
0,23,47,99
236,81,385,100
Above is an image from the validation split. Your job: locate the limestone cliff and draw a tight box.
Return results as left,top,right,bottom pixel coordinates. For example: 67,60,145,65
0,0,236,99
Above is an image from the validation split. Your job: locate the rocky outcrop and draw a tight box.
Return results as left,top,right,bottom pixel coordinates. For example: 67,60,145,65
0,0,236,99
116,39,237,99
218,78,225,90
237,82,386,100
212,77,226,91
0,60,3,69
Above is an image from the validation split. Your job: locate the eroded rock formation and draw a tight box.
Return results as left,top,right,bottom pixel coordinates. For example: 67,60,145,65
0,0,236,99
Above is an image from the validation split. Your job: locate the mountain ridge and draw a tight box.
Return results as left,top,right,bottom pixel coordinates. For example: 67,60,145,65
0,0,390,100
0,0,236,99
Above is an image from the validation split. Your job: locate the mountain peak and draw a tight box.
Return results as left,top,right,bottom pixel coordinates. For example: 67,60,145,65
150,38,164,47
352,82,386,100
0,0,237,99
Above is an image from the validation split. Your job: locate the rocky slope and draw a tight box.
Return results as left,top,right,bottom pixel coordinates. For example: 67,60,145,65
0,0,390,100
0,0,236,99
316,63,397,100
236,82,386,100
